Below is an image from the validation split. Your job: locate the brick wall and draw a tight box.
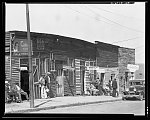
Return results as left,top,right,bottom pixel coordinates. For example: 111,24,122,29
118,47,135,92
95,41,119,67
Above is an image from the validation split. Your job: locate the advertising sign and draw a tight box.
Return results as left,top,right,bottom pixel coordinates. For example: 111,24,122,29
127,64,139,72
63,65,75,70
12,38,30,56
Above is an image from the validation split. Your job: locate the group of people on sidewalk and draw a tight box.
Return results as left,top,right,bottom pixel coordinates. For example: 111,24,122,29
5,72,54,103
87,78,119,97
5,81,29,103
36,72,54,99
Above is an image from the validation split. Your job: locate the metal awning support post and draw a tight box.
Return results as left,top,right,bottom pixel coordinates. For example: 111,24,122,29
26,3,34,108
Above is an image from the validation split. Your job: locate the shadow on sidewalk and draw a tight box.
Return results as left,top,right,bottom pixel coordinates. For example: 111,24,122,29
34,99,52,108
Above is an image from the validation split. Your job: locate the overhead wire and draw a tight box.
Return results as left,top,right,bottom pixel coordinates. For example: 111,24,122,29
89,5,144,22
63,5,145,52
81,5,144,33
112,36,144,44
63,5,112,25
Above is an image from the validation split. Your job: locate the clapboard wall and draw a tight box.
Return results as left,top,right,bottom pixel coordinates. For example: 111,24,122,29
75,59,81,95
64,76,76,96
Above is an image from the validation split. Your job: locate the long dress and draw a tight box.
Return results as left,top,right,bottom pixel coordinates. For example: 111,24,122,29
41,85,47,98
40,77,47,99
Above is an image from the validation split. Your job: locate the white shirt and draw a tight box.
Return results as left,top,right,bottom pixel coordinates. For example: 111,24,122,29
16,85,21,91
47,76,50,83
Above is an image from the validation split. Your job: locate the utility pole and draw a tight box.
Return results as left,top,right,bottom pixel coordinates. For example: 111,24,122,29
26,3,34,108
9,33,12,86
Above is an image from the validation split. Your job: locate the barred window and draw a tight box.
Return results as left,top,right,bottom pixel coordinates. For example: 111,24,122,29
80,60,85,66
85,61,89,66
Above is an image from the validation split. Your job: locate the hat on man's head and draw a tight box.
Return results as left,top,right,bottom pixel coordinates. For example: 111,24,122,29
46,72,51,74
5,81,8,84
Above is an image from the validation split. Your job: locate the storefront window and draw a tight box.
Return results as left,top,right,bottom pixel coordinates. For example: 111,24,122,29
90,61,93,66
85,61,89,66
80,60,85,66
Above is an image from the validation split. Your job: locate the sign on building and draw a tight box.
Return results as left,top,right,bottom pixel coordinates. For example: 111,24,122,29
127,64,139,72
12,39,32,56
63,65,75,71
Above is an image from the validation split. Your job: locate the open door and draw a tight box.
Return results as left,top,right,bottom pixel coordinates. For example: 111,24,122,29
81,70,85,95
101,73,105,87
20,70,29,100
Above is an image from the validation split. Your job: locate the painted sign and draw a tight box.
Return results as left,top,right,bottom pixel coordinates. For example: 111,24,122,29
12,38,32,56
127,64,139,72
63,65,75,70
20,67,28,70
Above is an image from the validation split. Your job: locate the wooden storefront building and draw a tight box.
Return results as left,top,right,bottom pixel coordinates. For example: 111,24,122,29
5,31,135,99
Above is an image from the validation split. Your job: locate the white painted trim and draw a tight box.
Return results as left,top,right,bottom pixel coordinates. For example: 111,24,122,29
19,58,21,87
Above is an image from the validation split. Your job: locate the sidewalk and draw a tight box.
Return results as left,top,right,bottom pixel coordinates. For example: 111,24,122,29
5,95,122,113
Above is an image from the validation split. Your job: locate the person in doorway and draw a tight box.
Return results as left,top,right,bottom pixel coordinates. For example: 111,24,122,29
11,83,29,102
39,75,47,99
112,78,118,97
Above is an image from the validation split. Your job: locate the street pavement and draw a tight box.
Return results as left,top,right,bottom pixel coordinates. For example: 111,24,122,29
5,95,122,113
30,100,145,115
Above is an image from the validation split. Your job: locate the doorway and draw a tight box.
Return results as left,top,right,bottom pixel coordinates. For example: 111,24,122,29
20,70,29,100
101,73,105,87
81,70,85,95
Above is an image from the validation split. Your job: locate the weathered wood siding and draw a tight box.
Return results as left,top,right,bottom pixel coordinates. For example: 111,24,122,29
5,56,10,80
11,57,20,84
5,32,10,46
75,59,81,95
64,76,76,96
5,56,20,84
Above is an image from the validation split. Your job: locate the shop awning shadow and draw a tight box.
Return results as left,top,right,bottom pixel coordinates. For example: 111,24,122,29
34,99,52,108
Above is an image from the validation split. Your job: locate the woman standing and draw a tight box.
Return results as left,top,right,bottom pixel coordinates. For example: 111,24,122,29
39,76,47,99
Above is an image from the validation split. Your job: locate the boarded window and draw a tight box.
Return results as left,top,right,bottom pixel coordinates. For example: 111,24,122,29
80,61,85,66
69,70,74,85
85,61,89,66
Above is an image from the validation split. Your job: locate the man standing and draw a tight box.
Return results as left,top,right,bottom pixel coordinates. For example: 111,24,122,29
39,76,47,99
44,72,51,98
112,78,118,97
98,80,103,96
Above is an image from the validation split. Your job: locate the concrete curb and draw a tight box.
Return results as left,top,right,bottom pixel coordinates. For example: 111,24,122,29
6,98,122,113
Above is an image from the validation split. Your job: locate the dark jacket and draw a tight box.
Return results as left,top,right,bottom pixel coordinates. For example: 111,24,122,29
112,80,117,89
